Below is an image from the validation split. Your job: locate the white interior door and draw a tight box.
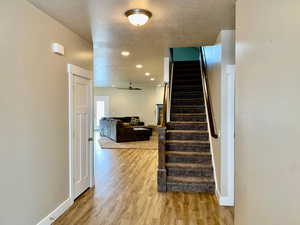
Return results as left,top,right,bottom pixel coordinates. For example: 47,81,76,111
73,76,91,199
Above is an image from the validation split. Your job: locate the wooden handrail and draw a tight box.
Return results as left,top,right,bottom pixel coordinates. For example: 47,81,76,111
200,47,219,139
161,82,168,127
161,62,174,127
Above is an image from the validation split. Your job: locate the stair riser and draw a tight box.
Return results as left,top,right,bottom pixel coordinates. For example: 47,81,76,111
167,123,208,130
174,61,200,65
171,115,206,122
172,86,202,91
167,132,209,141
166,143,210,152
172,93,203,99
174,66,200,72
172,100,204,105
166,182,215,193
174,68,200,71
171,107,205,113
173,83,202,87
173,75,201,80
173,76,201,80
166,155,212,164
167,167,213,177
173,80,201,85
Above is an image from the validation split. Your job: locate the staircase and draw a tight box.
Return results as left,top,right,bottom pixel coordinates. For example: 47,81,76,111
158,60,215,193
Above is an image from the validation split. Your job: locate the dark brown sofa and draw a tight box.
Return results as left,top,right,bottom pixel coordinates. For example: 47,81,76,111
99,117,152,142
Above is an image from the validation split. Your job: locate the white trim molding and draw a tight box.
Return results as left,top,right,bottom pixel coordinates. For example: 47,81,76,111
68,64,92,80
36,198,73,225
218,64,235,206
216,189,235,206
163,57,170,83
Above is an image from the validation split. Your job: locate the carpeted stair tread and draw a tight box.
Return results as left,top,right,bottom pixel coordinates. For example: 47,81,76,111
171,105,204,108
171,113,207,121
166,162,212,169
166,151,211,156
168,121,207,124
174,68,201,71
167,176,214,184
167,130,208,134
173,89,202,92
173,84,201,87
167,122,208,130
172,93,203,97
172,103,203,106
173,97,203,100
171,106,204,110
172,100,204,105
166,140,210,144
173,75,201,78
171,113,206,116
175,77,201,82
166,143,211,152
173,79,201,83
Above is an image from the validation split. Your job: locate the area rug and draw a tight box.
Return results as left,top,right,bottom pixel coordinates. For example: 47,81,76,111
98,133,158,150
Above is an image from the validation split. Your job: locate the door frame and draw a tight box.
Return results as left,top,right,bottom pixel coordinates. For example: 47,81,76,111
68,64,94,202
94,96,110,129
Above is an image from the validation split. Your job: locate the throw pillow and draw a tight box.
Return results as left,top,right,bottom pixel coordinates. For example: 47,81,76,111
130,117,140,126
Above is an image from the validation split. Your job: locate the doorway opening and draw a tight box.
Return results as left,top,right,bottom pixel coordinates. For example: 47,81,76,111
94,96,109,131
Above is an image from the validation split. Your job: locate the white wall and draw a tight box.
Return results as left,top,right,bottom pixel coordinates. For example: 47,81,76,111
0,1,93,225
204,30,235,205
235,1,300,224
94,86,164,125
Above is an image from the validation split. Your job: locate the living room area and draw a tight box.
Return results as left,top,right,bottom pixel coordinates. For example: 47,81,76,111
94,85,164,150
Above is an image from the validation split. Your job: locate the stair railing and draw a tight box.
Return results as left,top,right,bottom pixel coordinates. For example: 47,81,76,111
158,60,174,192
161,63,174,126
199,47,219,139
161,82,168,127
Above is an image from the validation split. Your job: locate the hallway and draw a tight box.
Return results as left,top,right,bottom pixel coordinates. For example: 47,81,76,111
53,135,233,225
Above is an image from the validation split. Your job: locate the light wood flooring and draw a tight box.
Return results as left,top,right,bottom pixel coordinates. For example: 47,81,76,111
53,137,234,225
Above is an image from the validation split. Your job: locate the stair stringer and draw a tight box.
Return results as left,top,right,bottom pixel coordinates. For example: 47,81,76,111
200,66,219,196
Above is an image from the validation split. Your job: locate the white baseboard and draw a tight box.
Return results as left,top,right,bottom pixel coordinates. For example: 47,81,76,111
37,198,73,225
215,188,234,206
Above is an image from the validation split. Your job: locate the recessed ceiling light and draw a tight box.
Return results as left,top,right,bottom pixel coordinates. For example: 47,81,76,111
136,64,143,69
150,78,155,81
121,51,130,56
145,72,150,76
125,9,152,26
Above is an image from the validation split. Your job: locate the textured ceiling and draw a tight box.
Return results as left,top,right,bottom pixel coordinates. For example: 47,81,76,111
28,0,235,87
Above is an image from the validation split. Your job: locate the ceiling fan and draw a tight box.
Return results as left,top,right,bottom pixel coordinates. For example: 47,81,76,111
116,82,143,91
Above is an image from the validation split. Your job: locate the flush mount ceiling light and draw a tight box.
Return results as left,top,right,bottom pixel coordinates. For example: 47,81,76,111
136,64,143,69
125,9,152,26
150,78,155,81
145,72,150,76
121,51,130,56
